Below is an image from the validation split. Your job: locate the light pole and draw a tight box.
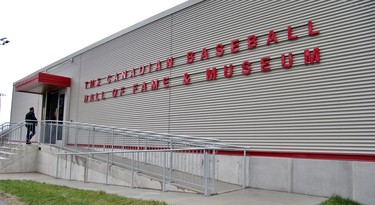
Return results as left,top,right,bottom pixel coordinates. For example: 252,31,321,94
0,93,5,122
0,37,10,45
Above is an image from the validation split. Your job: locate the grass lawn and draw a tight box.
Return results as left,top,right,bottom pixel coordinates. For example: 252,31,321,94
319,195,362,205
0,180,167,205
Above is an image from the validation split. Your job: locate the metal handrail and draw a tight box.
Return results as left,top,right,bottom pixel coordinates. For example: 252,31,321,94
2,120,250,195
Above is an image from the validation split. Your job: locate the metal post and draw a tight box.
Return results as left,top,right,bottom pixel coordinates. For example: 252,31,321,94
137,135,140,172
75,124,78,152
92,127,96,151
19,125,23,145
49,123,52,145
55,155,60,178
131,152,135,188
163,152,166,192
111,129,114,164
204,149,208,196
212,148,216,194
106,153,109,185
169,137,173,182
243,148,247,189
144,136,148,163
88,129,91,150
122,131,125,157
60,123,64,150
55,120,58,145
70,155,73,181
40,123,44,145
84,158,88,183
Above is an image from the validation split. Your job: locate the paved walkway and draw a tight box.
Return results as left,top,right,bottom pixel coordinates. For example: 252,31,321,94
0,173,326,205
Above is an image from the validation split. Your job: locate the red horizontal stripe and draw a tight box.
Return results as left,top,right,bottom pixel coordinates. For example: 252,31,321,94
69,144,375,162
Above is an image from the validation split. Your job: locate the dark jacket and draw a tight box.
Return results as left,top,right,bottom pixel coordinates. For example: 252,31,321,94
25,111,37,124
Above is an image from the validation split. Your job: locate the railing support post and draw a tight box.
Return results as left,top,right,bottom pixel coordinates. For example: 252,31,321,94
169,137,173,183
92,127,96,153
19,125,23,145
131,152,135,188
55,120,58,144
56,155,60,178
144,136,148,163
75,124,78,152
212,148,216,194
111,128,114,164
163,151,167,192
243,148,247,189
106,153,110,185
137,135,140,172
88,129,91,150
204,149,209,196
70,155,73,181
49,123,52,145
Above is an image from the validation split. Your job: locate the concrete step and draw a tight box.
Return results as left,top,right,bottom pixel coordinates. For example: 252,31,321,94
0,150,16,158
0,146,19,153
1,143,22,148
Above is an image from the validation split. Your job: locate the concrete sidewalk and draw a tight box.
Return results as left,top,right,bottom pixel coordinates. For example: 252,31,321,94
0,173,327,205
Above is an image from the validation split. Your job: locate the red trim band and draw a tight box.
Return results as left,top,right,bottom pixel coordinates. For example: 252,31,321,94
69,144,375,162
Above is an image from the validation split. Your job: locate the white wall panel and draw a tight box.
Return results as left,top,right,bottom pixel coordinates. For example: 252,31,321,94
10,87,42,124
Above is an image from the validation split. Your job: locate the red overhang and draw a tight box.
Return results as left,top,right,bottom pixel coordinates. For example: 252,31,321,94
15,72,71,94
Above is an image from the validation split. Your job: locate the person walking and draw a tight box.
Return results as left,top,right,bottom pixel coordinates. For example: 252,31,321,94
25,107,38,144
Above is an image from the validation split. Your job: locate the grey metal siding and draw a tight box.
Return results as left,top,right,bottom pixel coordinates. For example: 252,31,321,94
167,0,375,153
20,0,374,154
76,16,173,132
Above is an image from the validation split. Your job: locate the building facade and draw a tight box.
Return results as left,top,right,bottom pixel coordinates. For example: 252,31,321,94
11,1,375,204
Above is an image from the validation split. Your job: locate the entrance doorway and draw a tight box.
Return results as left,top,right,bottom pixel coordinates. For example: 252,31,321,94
42,92,65,144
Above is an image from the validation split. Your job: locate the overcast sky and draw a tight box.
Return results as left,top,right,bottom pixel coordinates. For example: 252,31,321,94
0,0,187,123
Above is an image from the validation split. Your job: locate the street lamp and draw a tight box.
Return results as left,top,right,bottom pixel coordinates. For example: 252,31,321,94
0,37,10,45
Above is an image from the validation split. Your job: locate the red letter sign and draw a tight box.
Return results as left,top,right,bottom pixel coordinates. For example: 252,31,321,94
156,60,161,71
267,30,278,45
281,52,293,69
141,82,147,92
304,47,320,64
224,64,234,78
133,84,138,93
120,86,125,96
151,79,159,90
216,44,224,56
206,68,217,81
308,20,320,36
163,77,169,88
187,52,195,64
242,61,252,75
261,57,271,72
166,57,173,68
287,26,298,40
139,65,145,75
247,35,257,49
231,39,240,53
200,48,209,60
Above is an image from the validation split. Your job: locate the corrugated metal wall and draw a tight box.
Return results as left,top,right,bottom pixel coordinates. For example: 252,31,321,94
60,0,375,153
76,15,173,133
